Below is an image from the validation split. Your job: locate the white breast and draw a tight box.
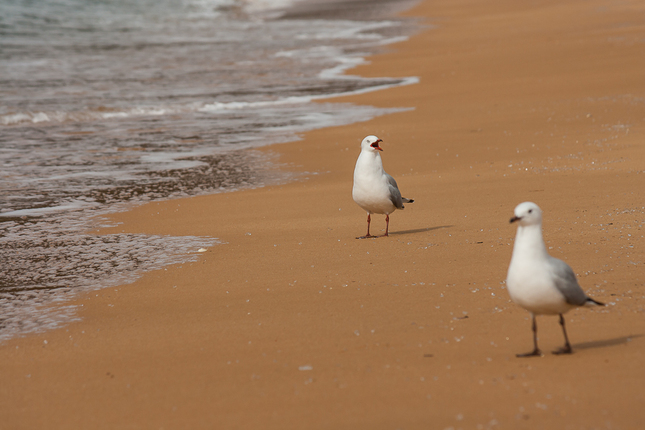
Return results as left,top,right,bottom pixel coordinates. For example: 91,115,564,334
352,151,397,215
506,258,572,315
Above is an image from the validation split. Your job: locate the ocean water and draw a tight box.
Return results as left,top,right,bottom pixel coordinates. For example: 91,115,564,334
0,0,418,341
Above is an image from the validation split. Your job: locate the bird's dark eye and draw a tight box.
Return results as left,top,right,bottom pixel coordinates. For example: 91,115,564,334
528,209,533,214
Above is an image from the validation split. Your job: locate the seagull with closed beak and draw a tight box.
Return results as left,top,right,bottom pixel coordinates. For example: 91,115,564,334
352,135,414,239
506,202,605,357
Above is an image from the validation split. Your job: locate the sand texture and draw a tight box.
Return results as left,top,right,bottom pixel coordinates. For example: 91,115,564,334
2,0,645,428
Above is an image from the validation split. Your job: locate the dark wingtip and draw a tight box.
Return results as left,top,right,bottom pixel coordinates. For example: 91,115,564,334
588,297,605,306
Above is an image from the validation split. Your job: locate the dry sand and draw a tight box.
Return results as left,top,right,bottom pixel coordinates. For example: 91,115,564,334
2,0,645,428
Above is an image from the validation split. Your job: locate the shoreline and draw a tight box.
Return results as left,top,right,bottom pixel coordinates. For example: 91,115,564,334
0,1,420,343
2,0,645,428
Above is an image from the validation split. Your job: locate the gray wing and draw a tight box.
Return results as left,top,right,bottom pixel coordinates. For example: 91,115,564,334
548,257,588,306
385,173,404,209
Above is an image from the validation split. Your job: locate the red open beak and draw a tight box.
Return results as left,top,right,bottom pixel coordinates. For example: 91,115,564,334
372,139,384,151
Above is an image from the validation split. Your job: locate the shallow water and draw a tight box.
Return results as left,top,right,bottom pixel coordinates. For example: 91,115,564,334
0,0,418,341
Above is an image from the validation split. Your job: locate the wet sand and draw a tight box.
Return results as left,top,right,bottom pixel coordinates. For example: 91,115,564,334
2,0,645,428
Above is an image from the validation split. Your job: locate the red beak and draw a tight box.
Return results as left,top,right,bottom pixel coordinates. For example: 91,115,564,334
372,139,384,151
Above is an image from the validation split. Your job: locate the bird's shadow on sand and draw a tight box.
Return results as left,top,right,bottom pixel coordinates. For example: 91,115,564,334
389,225,454,236
573,334,643,351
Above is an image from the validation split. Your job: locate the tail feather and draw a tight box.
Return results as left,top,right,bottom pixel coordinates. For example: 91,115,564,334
402,198,414,204
585,297,605,307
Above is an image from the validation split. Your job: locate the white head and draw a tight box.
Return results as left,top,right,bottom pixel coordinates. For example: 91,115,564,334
360,135,383,152
510,201,543,226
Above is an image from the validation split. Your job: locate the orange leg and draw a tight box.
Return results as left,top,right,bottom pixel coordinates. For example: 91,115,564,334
382,214,390,237
356,213,374,239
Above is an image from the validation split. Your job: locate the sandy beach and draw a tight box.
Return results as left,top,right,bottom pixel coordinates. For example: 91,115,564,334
2,0,645,428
